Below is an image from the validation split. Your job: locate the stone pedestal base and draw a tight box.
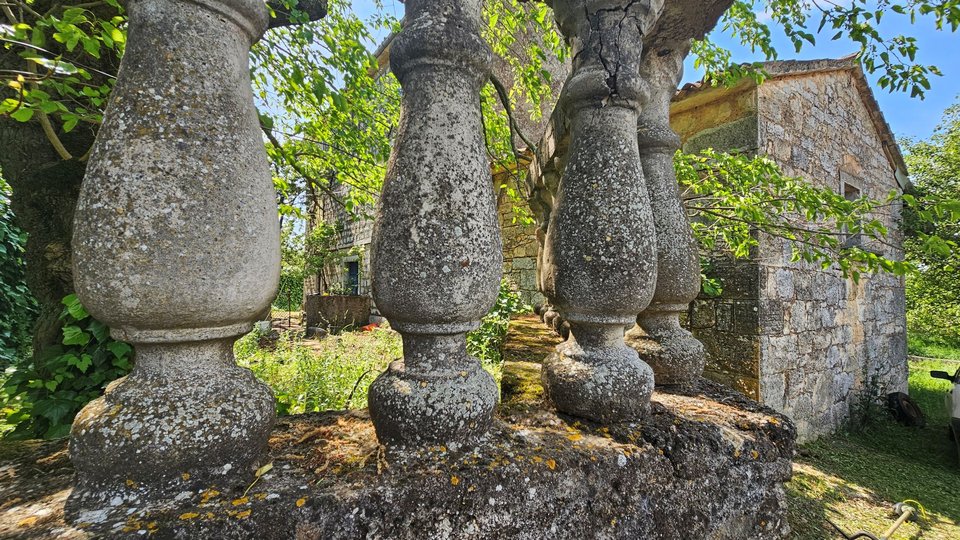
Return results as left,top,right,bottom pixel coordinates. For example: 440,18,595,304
68,340,276,500
368,357,498,448
2,380,795,539
626,316,707,387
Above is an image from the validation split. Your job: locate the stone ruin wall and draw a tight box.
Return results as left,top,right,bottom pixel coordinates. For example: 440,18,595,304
496,174,546,308
673,69,908,440
672,83,763,399
754,70,908,439
304,190,373,300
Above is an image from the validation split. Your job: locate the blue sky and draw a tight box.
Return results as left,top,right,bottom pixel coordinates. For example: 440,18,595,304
351,1,958,141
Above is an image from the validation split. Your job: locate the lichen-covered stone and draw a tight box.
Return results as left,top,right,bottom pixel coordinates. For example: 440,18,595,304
367,0,501,447
69,0,278,496
540,0,664,423
1,379,795,539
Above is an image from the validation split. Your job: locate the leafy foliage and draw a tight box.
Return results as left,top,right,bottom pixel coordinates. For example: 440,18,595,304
0,0,124,157
703,1,958,99
236,327,400,415
1,294,131,439
276,222,307,309
466,279,532,375
902,99,960,346
677,149,910,282
0,175,36,367
254,0,400,221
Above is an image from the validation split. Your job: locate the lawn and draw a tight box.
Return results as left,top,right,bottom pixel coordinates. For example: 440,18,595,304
787,358,960,539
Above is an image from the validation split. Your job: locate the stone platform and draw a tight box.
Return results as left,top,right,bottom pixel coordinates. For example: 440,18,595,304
1,378,795,539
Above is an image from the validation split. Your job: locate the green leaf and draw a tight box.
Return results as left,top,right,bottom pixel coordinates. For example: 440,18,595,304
63,294,89,321
10,107,34,122
107,341,132,360
62,325,91,346
32,398,75,425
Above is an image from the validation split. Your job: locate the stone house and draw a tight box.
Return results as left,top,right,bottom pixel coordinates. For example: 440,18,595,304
672,57,909,440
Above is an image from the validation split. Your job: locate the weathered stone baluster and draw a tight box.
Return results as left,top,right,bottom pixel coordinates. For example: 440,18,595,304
70,0,278,495
541,0,664,423
626,43,706,386
367,0,501,447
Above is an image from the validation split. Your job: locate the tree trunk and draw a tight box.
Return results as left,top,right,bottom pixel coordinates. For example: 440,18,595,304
0,118,94,359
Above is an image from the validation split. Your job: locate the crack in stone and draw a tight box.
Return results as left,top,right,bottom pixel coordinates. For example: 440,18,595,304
583,1,644,99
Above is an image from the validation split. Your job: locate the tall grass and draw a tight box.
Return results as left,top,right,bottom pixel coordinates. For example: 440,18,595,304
235,329,401,415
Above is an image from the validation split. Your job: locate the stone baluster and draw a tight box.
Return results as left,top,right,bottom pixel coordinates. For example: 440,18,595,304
541,0,664,423
367,0,501,448
625,42,706,386
70,0,278,495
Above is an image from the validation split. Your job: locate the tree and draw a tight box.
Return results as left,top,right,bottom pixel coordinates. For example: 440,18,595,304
902,99,960,345
0,175,36,367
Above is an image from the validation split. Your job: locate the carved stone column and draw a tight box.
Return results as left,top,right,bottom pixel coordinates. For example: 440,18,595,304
367,0,501,448
70,0,278,493
540,0,664,423
626,42,706,386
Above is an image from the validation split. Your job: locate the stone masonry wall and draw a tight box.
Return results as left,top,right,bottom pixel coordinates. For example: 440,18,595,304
673,86,764,399
496,174,544,307
755,70,908,440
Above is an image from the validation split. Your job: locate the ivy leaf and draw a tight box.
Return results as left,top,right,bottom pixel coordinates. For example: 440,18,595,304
63,294,89,321
32,398,74,424
62,325,91,346
107,341,132,360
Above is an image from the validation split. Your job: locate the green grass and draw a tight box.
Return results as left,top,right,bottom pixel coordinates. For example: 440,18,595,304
236,328,401,415
787,359,959,539
235,325,509,416
908,334,960,361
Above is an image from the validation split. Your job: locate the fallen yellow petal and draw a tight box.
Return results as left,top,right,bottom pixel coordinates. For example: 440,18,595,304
296,497,307,507
178,513,199,520
232,497,249,506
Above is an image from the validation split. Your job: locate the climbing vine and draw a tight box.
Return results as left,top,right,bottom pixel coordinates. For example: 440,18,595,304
0,175,36,367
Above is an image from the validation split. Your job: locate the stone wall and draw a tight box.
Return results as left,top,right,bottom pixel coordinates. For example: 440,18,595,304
672,83,758,153
688,256,762,399
673,86,763,399
496,174,544,307
670,65,908,441
754,69,908,439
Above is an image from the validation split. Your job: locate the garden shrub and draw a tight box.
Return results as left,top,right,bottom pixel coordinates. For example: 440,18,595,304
466,279,531,376
235,327,401,415
1,295,132,439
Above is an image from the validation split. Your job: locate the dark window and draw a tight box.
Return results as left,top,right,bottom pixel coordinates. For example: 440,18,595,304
346,261,360,296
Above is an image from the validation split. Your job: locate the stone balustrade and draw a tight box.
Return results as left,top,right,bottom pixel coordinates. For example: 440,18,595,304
70,0,278,499
625,40,707,386
65,0,753,515
366,0,502,448
539,0,664,423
